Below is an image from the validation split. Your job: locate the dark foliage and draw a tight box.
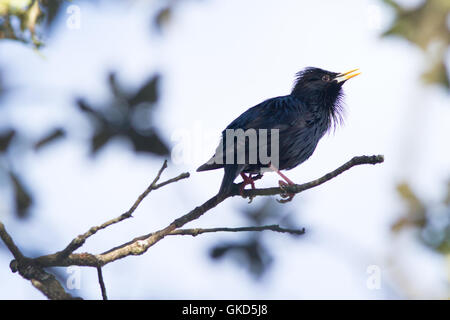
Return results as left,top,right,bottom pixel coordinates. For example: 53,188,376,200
77,72,170,156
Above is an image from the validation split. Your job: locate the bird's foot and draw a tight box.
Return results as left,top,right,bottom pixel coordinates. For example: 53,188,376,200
268,165,296,203
277,180,295,203
239,173,262,203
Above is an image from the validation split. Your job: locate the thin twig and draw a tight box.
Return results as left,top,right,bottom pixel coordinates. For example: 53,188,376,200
0,222,25,262
4,155,383,300
96,266,108,300
125,160,168,215
169,224,305,236
53,160,189,261
235,155,385,198
35,154,384,268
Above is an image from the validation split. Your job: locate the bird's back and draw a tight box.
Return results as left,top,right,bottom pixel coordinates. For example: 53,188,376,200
198,95,328,172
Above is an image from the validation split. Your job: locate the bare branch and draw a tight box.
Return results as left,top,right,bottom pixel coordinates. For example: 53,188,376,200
53,160,190,261
28,268,79,300
0,222,79,299
125,160,168,215
97,266,108,300
2,155,383,300
236,155,385,199
169,224,305,236
35,154,384,268
0,222,25,262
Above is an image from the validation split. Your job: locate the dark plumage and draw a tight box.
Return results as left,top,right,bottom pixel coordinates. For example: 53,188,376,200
197,67,360,198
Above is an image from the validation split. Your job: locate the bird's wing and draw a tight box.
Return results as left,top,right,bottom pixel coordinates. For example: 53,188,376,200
224,95,305,131
197,95,310,172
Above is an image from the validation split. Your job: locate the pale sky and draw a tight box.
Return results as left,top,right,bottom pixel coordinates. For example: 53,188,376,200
0,0,449,299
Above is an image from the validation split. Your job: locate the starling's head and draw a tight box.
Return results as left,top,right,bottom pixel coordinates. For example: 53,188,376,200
292,67,360,98
291,67,360,128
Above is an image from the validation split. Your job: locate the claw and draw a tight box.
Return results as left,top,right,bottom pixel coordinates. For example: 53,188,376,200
277,180,295,203
239,173,258,202
269,164,296,203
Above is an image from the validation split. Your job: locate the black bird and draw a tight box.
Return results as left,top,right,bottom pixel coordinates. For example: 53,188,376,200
197,67,360,200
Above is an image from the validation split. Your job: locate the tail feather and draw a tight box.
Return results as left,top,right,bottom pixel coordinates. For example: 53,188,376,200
217,165,245,197
196,153,225,172
196,162,224,172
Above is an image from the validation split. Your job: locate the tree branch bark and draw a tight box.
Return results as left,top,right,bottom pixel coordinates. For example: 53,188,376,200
53,160,190,261
0,222,79,300
97,266,108,300
33,154,384,269
0,154,384,299
169,224,305,236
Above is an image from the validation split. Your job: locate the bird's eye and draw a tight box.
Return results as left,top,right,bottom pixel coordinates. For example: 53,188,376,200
322,75,331,82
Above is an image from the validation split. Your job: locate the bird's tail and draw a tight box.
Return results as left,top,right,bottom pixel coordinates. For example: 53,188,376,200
196,154,224,172
197,162,223,172
217,165,244,197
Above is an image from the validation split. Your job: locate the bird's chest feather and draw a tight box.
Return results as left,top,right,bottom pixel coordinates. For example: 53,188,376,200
277,110,329,170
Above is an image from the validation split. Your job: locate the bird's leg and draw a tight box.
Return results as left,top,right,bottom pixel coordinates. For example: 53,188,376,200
269,164,295,203
240,173,264,203
239,172,256,196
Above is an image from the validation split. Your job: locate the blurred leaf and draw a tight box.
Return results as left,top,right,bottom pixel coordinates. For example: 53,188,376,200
396,183,425,213
108,72,125,100
0,128,15,152
0,0,76,47
9,171,32,218
210,238,273,278
24,0,41,33
38,0,64,29
128,74,160,107
77,98,102,117
154,6,171,32
0,0,45,47
76,98,108,126
421,206,450,254
77,72,170,156
392,182,426,231
382,0,449,49
436,235,450,254
0,70,3,97
241,198,298,227
421,57,450,89
434,183,450,253
33,127,66,151
208,198,301,278
381,0,450,89
445,180,450,206
127,129,170,155
91,127,113,154
394,180,450,255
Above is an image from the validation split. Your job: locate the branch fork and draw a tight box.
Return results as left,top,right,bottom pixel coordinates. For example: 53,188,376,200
0,154,384,299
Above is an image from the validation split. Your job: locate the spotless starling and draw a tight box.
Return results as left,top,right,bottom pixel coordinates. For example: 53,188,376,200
197,67,360,200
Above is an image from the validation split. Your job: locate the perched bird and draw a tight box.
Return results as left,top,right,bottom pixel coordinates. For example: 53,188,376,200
197,67,360,200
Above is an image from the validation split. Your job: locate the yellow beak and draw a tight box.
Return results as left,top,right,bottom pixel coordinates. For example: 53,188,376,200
335,68,361,83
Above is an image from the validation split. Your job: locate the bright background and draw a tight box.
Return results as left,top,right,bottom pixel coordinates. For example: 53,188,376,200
0,0,449,299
